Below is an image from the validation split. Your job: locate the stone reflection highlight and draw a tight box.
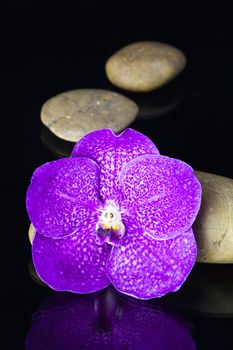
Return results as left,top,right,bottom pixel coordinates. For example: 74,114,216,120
133,77,185,120
167,263,233,317
25,288,195,350
41,126,74,158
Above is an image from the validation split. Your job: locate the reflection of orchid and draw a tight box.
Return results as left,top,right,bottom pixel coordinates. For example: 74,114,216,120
25,288,196,350
26,129,201,299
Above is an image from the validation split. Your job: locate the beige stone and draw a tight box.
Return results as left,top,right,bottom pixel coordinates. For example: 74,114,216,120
28,223,35,244
105,41,186,92
41,89,138,142
194,171,233,263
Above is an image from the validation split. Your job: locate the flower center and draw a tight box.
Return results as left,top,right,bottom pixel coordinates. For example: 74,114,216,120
96,204,125,246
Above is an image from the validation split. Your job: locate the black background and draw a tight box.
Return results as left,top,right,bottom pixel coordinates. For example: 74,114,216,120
1,1,233,349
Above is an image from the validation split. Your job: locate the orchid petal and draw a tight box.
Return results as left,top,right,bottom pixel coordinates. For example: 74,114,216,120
32,225,111,293
106,226,196,299
71,128,159,201
26,157,100,238
120,154,201,239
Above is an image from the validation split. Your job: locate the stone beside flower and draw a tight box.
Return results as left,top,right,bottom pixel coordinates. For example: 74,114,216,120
26,128,202,299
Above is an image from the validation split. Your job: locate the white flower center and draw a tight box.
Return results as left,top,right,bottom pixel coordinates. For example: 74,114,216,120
99,206,122,230
96,204,125,245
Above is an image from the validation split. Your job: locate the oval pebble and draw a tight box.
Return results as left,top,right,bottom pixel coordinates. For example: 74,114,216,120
41,89,138,142
106,41,186,92
28,223,35,244
194,171,233,263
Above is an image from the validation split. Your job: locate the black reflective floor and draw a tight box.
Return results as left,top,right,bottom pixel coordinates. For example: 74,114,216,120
1,1,233,349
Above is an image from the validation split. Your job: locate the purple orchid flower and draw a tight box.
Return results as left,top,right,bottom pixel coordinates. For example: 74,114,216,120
26,128,202,299
25,288,196,350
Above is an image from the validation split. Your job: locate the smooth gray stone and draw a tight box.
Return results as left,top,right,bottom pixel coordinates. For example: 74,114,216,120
106,41,186,92
194,171,233,263
41,89,138,142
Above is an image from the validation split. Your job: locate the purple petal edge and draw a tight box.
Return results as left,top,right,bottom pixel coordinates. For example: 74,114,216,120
32,228,111,294
120,154,202,240
71,128,160,200
26,157,101,238
106,227,197,300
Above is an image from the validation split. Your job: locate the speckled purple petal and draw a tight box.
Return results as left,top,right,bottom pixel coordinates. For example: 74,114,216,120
26,157,101,238
32,221,111,293
71,128,159,201
120,155,202,240
106,226,197,299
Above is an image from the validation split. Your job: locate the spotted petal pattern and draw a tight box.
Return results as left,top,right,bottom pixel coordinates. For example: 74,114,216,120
26,157,101,238
106,226,196,299
120,154,202,240
32,220,111,293
26,128,201,299
71,128,159,201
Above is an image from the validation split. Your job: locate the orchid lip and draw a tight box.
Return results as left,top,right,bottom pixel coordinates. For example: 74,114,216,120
96,202,125,246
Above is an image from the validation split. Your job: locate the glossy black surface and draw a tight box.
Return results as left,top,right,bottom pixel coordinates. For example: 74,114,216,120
1,1,233,349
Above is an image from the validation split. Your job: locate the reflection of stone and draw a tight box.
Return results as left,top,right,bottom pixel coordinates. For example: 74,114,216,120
41,89,138,142
133,79,185,120
106,41,186,92
41,126,74,158
167,263,233,317
28,225,45,286
25,287,195,350
28,260,46,287
194,171,233,263
137,96,183,120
